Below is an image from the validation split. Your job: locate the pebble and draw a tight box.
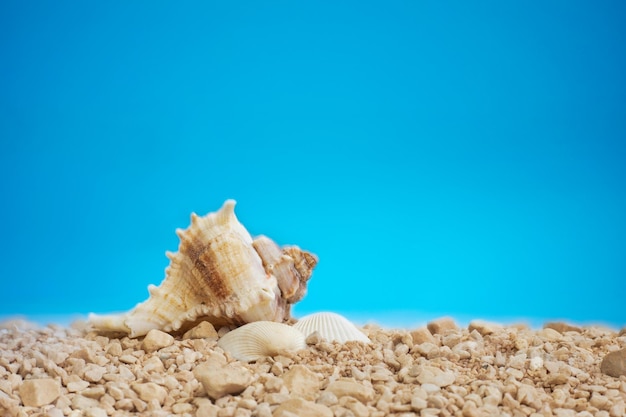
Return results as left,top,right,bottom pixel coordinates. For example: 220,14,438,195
544,321,582,333
274,397,333,417
410,328,437,345
468,320,501,336
416,366,455,387
282,365,320,400
18,378,60,407
427,317,458,335
183,321,218,340
325,379,375,403
131,382,167,405
601,348,626,378
193,363,253,400
142,329,175,352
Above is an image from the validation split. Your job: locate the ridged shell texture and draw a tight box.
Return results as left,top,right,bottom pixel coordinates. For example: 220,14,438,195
217,321,306,362
293,312,371,344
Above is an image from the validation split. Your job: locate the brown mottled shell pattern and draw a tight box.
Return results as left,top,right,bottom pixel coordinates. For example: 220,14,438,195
89,200,318,337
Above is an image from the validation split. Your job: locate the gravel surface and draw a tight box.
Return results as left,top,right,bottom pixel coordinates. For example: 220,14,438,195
1,317,625,417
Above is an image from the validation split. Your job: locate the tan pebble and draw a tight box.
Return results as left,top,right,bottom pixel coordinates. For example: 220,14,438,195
183,321,218,340
215,406,235,417
18,378,60,407
274,397,333,417
81,386,106,399
72,394,100,409
133,397,148,412
552,409,576,417
375,398,390,413
420,407,442,417
238,398,257,409
442,332,463,348
282,364,320,400
305,330,322,345
67,379,90,392
142,356,165,373
517,384,540,409
265,392,289,405
325,378,374,403
270,361,283,376
461,401,481,417
350,366,367,381
44,407,65,417
172,402,194,413
427,394,447,409
427,317,458,335
552,388,569,407
118,354,137,364
105,342,123,357
600,348,626,378
468,320,501,336
233,408,252,417
70,348,97,363
84,407,107,417
412,342,439,358
263,374,284,392
544,321,582,333
114,398,134,411
131,382,167,405
514,336,529,351
546,373,569,387
610,401,625,417
589,393,610,410
317,391,339,406
416,366,455,387
142,329,175,352
252,402,272,417
193,362,252,400
537,328,563,342
508,353,527,370
118,364,136,381
502,392,520,409
83,364,107,382
339,396,370,417
410,328,437,345
411,396,427,411
420,383,440,394
196,401,220,417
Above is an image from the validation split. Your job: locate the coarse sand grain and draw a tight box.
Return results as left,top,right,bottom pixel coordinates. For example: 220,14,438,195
1,318,625,417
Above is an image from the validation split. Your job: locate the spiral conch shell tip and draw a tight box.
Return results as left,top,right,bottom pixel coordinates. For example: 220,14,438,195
89,199,317,337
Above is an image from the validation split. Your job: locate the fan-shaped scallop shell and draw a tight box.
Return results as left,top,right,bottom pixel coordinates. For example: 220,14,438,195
293,312,371,343
217,321,306,362
88,200,318,337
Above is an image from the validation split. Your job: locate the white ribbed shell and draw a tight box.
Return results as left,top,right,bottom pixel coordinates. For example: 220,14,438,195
217,321,306,363
293,312,371,343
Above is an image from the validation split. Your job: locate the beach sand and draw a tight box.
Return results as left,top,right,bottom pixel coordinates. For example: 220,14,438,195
1,317,625,417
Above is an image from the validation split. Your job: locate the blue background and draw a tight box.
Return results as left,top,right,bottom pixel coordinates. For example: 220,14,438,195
1,1,625,329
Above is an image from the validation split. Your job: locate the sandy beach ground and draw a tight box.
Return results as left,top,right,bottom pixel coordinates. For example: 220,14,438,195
1,317,625,417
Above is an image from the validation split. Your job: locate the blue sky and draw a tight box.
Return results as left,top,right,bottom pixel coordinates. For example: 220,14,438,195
1,1,625,329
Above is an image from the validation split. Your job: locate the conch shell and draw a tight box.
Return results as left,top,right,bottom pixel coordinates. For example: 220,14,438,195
89,200,317,337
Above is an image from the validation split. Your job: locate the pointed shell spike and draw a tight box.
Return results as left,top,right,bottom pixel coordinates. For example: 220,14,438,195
217,321,306,362
293,312,371,344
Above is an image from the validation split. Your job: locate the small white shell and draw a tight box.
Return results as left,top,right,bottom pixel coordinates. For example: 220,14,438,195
294,312,371,344
217,321,306,362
